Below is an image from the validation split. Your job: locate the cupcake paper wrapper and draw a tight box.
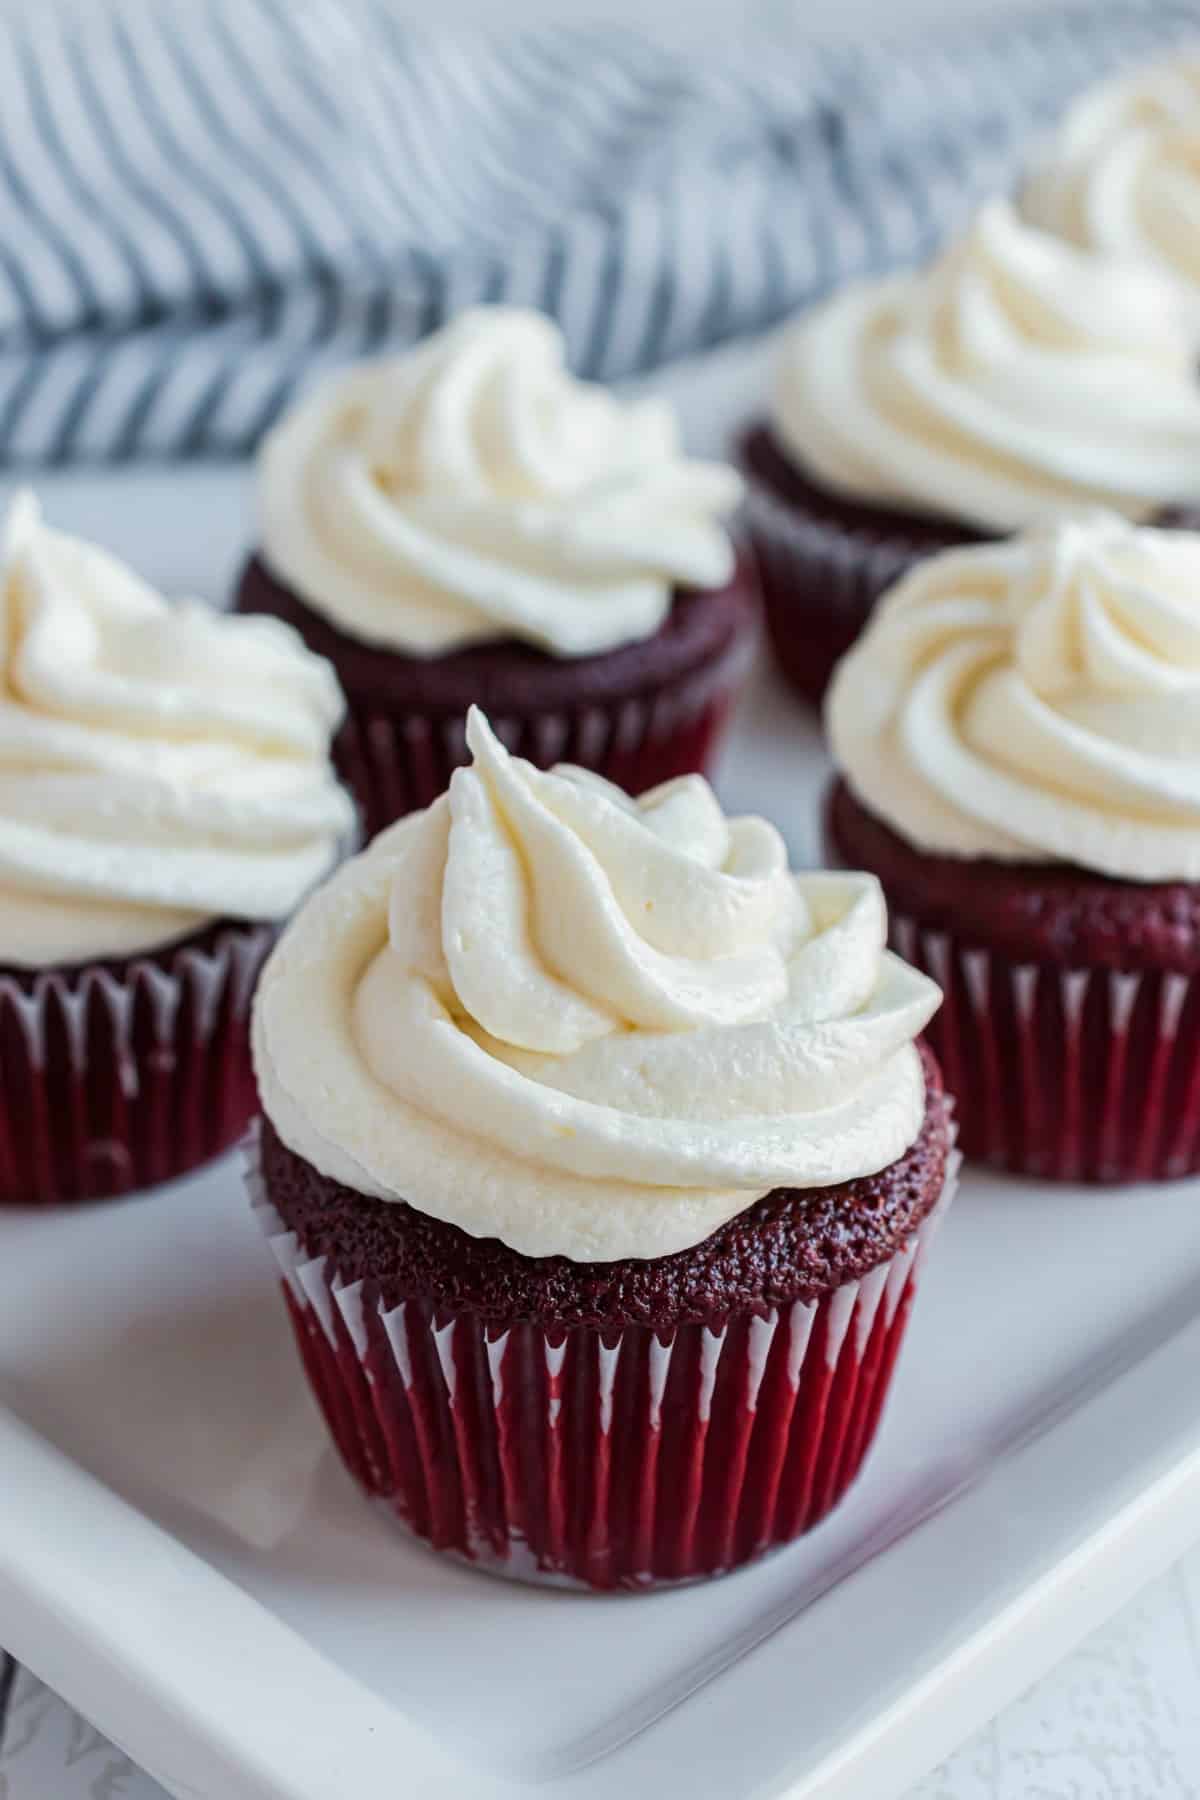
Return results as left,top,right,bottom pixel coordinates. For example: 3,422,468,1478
335,635,755,841
0,921,273,1207
742,472,929,710
892,914,1200,1183
248,1133,958,1592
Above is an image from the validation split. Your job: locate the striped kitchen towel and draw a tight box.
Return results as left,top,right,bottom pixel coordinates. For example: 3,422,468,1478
0,0,1197,464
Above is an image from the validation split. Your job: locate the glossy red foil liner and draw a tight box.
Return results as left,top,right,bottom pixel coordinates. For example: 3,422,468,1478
249,1134,957,1592
0,919,274,1207
889,914,1200,1182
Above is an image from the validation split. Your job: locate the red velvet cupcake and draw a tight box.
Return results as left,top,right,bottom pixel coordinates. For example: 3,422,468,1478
1,918,275,1205
237,307,754,840
825,515,1200,1183
251,707,953,1590
741,199,1200,708
0,492,353,1206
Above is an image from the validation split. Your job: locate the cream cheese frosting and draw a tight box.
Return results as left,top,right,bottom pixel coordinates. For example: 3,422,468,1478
0,491,354,968
258,306,742,659
253,708,941,1262
1025,51,1200,295
826,512,1200,881
770,197,1200,532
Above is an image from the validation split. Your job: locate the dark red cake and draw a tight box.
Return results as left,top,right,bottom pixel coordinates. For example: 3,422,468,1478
739,425,991,709
0,917,273,1207
235,554,759,841
828,781,1200,1183
252,1045,954,1591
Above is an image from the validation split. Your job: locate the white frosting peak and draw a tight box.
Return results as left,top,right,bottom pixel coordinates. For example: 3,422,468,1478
254,708,940,1261
771,198,1200,532
827,513,1200,881
259,307,742,659
1026,51,1200,294
0,491,354,967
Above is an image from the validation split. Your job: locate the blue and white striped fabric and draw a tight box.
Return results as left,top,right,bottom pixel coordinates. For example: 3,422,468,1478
0,0,1197,464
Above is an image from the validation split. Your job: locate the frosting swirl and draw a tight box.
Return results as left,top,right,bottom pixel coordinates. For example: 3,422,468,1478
258,307,742,659
0,491,354,967
253,709,940,1262
826,513,1200,881
1025,52,1200,295
771,198,1200,532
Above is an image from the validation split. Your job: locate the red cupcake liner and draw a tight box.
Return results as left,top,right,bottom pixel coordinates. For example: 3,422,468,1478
741,468,937,711
248,1134,956,1591
891,913,1200,1182
335,640,754,841
0,920,274,1207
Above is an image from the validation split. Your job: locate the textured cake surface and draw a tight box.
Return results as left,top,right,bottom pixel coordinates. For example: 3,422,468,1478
259,1043,951,1331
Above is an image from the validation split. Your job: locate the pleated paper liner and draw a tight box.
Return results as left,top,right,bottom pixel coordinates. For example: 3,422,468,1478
891,914,1200,1182
248,1130,958,1592
743,483,897,709
738,427,979,710
0,919,273,1207
235,553,759,841
334,637,753,842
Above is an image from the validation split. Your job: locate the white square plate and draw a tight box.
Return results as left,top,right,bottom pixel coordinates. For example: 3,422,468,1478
1,340,1198,1800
